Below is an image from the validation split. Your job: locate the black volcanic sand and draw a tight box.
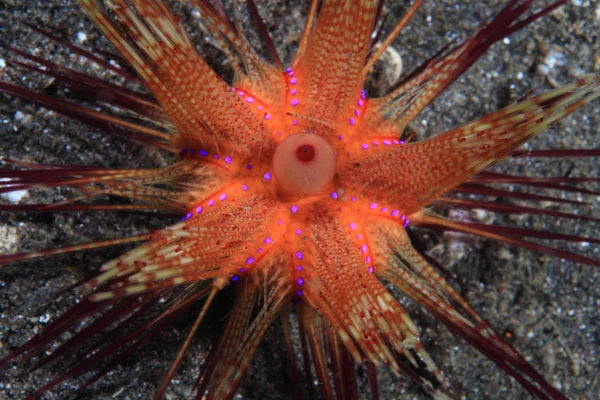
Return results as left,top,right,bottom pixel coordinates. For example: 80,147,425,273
0,1,598,399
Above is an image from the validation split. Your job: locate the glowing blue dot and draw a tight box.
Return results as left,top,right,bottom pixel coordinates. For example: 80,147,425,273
285,67,292,72
196,206,203,214
180,217,186,222
200,149,208,156
291,205,299,214
297,277,304,286
232,275,239,281
247,164,253,170
186,212,192,219
240,268,246,272
297,290,302,296
383,140,391,146
296,252,303,260
214,154,219,160
264,172,272,180
296,265,302,271
225,156,232,164
290,78,297,84
246,257,255,264
331,191,338,199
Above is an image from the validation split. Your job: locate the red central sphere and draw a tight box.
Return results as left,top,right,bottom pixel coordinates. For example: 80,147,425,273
296,145,316,162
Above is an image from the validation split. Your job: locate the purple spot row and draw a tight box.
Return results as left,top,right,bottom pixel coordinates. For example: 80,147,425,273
361,139,405,150
231,87,272,120
180,148,233,165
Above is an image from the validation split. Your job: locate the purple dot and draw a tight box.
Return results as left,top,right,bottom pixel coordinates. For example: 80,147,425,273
358,99,364,107
278,220,284,225
350,222,357,230
246,97,255,103
241,268,246,272
290,78,297,85
208,200,214,206
291,98,299,106
393,140,400,145
296,229,302,235
381,207,388,213
296,251,303,260
264,113,272,120
246,257,255,264
361,143,369,150
369,203,378,209
361,244,368,254
219,193,227,201
180,216,186,222
196,206,203,214
354,109,360,116
400,140,405,145
400,214,406,220
383,140,391,146
257,248,263,253
224,156,232,164
391,209,399,217
277,131,281,135
237,91,245,96
372,141,379,146
361,89,366,99
285,67,292,72
296,265,303,271
338,135,343,140
366,256,371,264
232,275,239,281
288,71,294,77
297,290,303,296
291,205,299,214
200,149,208,157
331,191,338,199
357,234,362,240
258,105,263,110
349,117,355,125
186,212,192,219
264,172,272,180
247,164,253,170
214,154,219,160
368,267,374,273
242,184,249,191
293,119,298,126
264,237,273,244
351,197,357,202
291,88,297,95
297,277,304,286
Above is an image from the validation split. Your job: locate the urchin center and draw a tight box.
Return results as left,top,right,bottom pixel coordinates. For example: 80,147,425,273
273,133,336,196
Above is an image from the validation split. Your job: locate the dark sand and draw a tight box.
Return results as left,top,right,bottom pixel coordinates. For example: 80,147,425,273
1,1,598,399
